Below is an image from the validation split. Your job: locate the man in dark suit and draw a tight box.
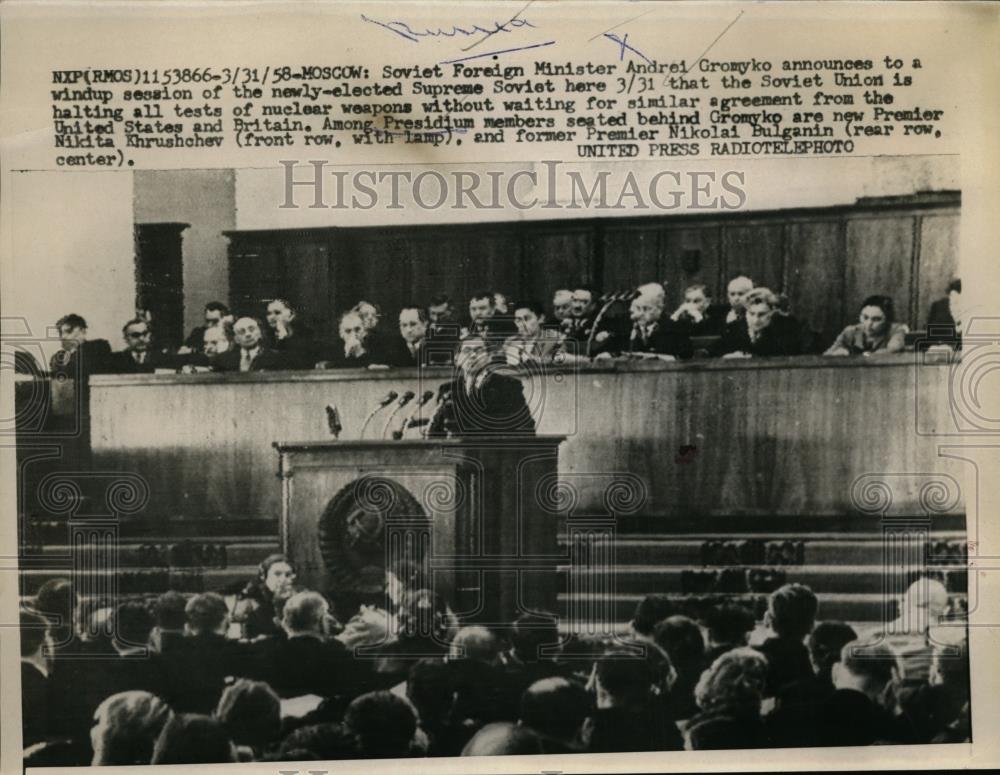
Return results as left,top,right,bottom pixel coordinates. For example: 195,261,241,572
106,318,173,373
427,335,535,437
316,310,391,369
925,278,962,348
385,305,433,368
182,301,231,353
669,283,730,338
714,287,803,358
49,313,112,378
601,283,692,361
464,290,516,344
215,317,287,372
21,608,50,747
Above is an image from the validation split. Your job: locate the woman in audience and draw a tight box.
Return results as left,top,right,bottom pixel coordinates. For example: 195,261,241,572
265,297,317,368
90,691,173,766
683,647,771,749
824,295,908,356
151,713,238,764
234,553,297,640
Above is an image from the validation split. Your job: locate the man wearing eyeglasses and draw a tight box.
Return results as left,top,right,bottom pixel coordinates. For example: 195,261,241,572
107,318,171,373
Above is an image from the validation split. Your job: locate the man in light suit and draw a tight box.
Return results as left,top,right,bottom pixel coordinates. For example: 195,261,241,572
216,317,287,372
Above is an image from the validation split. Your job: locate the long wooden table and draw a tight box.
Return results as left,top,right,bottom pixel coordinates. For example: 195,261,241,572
87,354,965,521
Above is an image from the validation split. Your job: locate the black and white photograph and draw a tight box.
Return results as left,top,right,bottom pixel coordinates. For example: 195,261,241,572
2,2,998,772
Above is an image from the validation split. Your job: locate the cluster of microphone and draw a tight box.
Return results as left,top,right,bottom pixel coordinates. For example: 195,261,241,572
327,388,438,440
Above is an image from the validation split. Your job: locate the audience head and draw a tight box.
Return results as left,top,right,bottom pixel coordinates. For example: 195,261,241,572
344,691,417,758
450,625,501,664
520,677,592,745
461,722,544,756
282,591,331,638
510,611,560,663
807,621,858,678
898,576,949,633
278,722,358,761
683,283,713,314
552,289,573,321
121,318,152,354
258,553,296,594
151,713,237,764
34,577,77,634
202,322,233,356
832,639,900,700
265,298,296,333
726,275,755,311
766,583,818,640
203,301,230,327
653,615,707,675
513,300,546,338
215,679,281,751
468,291,496,324
592,642,671,709
111,600,154,651
406,658,455,727
232,316,264,350
352,301,381,331
743,288,781,335
20,608,48,660
397,588,456,642
694,647,769,716
337,605,390,651
184,592,229,636
705,604,757,648
570,285,598,318
153,590,188,632
398,305,428,344
427,294,456,326
56,313,88,352
630,594,675,639
338,311,367,351
91,691,173,766
858,294,895,337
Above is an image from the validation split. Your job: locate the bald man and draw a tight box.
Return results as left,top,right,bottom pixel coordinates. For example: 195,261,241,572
599,282,692,361
216,317,287,371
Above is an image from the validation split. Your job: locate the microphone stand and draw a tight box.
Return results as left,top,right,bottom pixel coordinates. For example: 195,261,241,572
359,393,397,439
381,395,415,439
586,292,625,358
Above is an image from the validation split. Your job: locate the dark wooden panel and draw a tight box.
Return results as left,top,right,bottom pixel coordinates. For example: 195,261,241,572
228,240,284,319
282,240,333,338
521,228,594,308
845,216,915,326
917,214,960,327
785,220,847,344
601,225,660,291
721,223,785,291
659,226,722,305
462,229,523,302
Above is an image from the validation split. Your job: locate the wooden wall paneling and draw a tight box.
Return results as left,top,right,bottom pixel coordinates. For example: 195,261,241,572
916,213,960,327
845,216,915,327
462,227,523,300
520,227,594,307
721,223,785,292
283,239,333,339
784,219,847,344
658,225,722,305
228,238,285,319
600,224,661,291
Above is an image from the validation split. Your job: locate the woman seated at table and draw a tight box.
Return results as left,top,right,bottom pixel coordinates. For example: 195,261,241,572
824,295,908,357
231,553,297,639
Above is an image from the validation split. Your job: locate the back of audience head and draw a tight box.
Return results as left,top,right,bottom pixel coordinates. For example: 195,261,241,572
278,722,358,761
337,605,389,651
185,592,229,636
898,576,949,631
520,676,592,745
832,639,900,701
20,608,48,660
34,577,77,635
807,621,858,678
510,611,560,663
91,691,173,766
151,713,236,764
592,642,668,709
461,722,544,756
694,647,769,717
705,604,756,649
450,625,501,664
344,691,418,758
630,594,674,639
111,600,154,651
683,713,759,751
215,678,281,752
397,588,455,642
766,583,819,640
407,658,455,728
652,615,706,675
153,590,188,632
282,590,331,637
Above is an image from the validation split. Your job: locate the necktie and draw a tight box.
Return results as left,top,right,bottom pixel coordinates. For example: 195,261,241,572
240,349,252,372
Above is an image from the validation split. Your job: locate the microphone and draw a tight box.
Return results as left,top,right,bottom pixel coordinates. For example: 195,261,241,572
359,390,400,438
381,391,416,438
398,390,435,436
325,404,342,438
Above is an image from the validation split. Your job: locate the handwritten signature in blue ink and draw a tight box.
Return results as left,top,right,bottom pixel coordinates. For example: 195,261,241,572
603,32,653,65
361,13,536,43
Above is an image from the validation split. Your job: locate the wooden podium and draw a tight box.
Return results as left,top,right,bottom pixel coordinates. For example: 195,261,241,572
273,437,565,625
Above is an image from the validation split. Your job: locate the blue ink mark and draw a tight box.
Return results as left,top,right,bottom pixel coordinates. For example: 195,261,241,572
603,32,653,65
360,13,535,43
440,40,556,65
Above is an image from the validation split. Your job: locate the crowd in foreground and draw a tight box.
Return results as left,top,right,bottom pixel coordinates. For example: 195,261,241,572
41,275,964,379
20,556,970,765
